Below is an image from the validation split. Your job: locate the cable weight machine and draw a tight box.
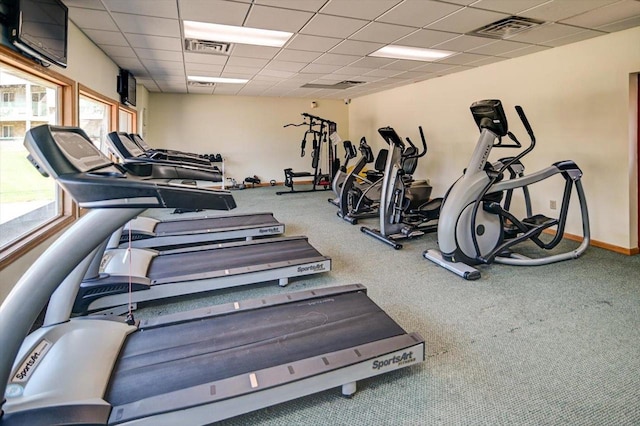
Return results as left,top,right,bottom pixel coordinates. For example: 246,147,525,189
277,113,338,195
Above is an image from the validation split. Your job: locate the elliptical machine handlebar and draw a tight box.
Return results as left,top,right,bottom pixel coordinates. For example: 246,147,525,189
404,126,428,160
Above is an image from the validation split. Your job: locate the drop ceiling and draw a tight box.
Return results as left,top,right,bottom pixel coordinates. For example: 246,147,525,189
63,0,640,98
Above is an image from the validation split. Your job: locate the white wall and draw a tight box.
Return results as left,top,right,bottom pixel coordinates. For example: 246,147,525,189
147,95,348,184
349,27,640,250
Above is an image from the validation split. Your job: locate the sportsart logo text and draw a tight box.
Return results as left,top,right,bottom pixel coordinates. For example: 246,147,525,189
258,227,282,234
297,263,326,273
372,351,415,370
13,340,51,382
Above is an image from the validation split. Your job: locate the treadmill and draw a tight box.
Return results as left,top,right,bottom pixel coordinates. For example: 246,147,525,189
0,124,425,425
106,131,223,178
130,132,216,162
30,128,330,316
114,211,285,249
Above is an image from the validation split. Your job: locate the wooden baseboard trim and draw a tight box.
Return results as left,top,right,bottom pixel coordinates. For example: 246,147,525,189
542,229,638,256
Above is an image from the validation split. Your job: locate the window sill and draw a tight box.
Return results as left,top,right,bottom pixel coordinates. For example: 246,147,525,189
0,213,76,271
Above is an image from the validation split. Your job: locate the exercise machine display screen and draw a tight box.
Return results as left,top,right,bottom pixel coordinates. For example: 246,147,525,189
51,130,112,172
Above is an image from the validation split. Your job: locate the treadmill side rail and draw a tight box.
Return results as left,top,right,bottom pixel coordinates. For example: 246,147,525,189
3,319,135,422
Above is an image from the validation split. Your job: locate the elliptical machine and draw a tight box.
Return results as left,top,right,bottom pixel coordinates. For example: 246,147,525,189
424,99,590,280
335,137,387,224
328,140,358,206
360,126,440,249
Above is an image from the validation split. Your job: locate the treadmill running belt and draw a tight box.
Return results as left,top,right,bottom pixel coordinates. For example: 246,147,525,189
155,213,279,234
147,238,321,282
106,291,405,406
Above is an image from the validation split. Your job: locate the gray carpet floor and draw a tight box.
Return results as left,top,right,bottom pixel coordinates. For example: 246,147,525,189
138,185,640,425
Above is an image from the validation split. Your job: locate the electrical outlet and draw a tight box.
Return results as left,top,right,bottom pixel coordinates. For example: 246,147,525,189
550,200,557,210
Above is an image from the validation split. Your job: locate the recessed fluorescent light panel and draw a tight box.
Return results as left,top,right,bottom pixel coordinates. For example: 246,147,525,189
369,45,454,62
188,76,248,84
183,21,292,48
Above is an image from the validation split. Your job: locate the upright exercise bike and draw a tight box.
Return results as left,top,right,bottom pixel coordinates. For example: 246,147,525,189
424,99,590,280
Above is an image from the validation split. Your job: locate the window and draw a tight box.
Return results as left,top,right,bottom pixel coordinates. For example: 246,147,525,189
2,92,15,103
0,66,59,248
79,86,117,155
2,125,13,138
31,90,48,116
1,45,75,268
119,107,135,133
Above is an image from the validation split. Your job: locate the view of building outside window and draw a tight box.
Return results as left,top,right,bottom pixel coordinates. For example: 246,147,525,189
0,65,59,247
119,108,133,133
79,95,111,154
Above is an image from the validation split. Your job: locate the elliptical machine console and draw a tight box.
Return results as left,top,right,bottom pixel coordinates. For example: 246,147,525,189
424,99,590,280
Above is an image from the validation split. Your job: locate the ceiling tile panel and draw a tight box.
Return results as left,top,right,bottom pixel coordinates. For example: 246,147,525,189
83,29,128,46
382,60,426,71
300,14,369,38
426,7,510,33
265,61,307,72
350,56,397,68
134,49,184,61
395,29,459,48
63,0,104,10
245,5,314,32
125,34,183,51
321,0,402,20
561,0,640,28
185,64,225,74
543,28,605,47
597,15,640,32
226,57,270,67
184,52,229,65
432,35,497,51
350,22,417,43
507,23,586,44
112,13,180,38
187,86,214,94
467,39,534,56
300,63,343,74
103,0,178,18
178,0,250,25
471,0,550,15
275,49,324,62
285,34,342,52
465,55,508,66
223,65,262,75
100,45,137,58
254,0,326,13
363,68,404,77
437,52,492,65
499,44,551,58
313,53,361,66
275,49,322,64
519,0,621,22
68,7,119,31
328,40,384,56
231,45,281,59
377,0,462,28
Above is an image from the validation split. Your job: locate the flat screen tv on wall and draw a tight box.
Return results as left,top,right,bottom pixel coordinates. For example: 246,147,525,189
117,69,136,107
8,0,69,68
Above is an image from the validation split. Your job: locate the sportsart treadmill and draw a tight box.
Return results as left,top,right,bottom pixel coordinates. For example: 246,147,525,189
115,211,285,249
0,124,425,425
28,127,330,315
106,131,223,177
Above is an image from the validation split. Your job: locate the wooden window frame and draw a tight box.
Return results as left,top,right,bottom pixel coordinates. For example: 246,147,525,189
0,45,77,270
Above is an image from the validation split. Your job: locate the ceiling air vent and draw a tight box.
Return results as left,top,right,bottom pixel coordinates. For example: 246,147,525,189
184,38,232,55
301,80,365,90
469,16,544,39
188,80,215,88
